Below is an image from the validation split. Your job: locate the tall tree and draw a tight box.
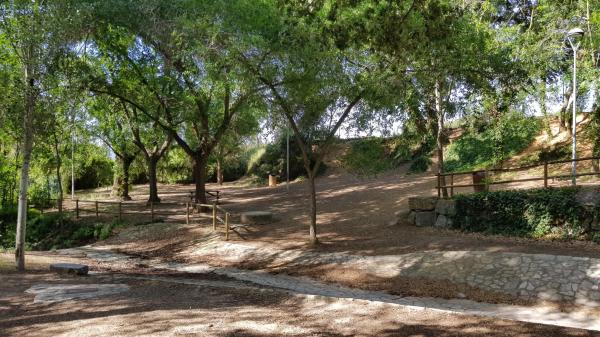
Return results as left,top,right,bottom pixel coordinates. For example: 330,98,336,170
0,0,81,270
81,0,271,203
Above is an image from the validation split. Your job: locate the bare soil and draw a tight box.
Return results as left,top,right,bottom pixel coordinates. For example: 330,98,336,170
1,253,598,337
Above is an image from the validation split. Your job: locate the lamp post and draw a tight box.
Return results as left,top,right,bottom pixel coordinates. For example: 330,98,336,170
566,27,584,186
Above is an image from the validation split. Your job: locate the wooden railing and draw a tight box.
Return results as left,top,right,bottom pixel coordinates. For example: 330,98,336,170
33,199,233,241
436,156,600,197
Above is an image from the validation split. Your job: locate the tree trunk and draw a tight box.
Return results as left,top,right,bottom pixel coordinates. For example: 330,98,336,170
111,164,119,198
9,144,20,205
307,173,318,245
147,156,160,203
193,154,208,204
53,135,63,212
435,78,448,198
15,77,35,271
540,79,551,136
120,157,133,201
216,158,223,185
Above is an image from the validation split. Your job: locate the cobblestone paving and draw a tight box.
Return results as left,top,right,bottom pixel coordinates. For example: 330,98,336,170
63,246,600,331
192,241,600,306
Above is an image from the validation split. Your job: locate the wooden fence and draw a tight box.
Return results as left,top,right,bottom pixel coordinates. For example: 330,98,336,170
436,156,600,198
34,199,233,240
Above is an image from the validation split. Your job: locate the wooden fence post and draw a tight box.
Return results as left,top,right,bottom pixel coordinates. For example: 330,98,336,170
212,203,217,230
75,199,79,219
450,174,454,197
484,170,490,192
58,198,63,214
118,201,122,221
186,202,190,225
544,162,548,188
151,202,154,221
225,212,230,241
95,201,99,218
436,175,441,198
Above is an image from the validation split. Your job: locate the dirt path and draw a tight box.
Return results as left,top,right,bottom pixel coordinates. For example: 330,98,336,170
2,253,598,337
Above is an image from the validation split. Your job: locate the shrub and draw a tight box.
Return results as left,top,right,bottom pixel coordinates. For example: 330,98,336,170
0,207,122,250
445,112,540,172
451,187,584,239
408,155,432,174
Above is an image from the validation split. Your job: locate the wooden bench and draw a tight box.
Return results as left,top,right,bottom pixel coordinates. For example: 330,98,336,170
189,190,220,204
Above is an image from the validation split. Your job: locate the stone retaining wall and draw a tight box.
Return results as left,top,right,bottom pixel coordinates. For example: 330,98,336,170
407,197,454,228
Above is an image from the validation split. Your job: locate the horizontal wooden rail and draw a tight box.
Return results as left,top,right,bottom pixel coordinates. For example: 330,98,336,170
438,156,600,177
31,196,233,241
436,157,600,197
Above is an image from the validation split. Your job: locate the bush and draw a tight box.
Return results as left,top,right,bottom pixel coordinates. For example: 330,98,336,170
408,156,432,174
451,187,584,239
0,206,122,250
445,112,540,172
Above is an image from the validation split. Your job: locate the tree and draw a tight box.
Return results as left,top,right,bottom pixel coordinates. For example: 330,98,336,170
243,1,405,244
121,101,172,203
88,95,139,200
80,0,271,204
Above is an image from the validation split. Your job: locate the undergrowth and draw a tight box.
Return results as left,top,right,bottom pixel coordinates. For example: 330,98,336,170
445,112,540,172
0,207,123,250
451,187,588,240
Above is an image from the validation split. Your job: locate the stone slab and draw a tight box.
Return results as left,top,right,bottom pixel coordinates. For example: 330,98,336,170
414,211,436,227
435,199,456,216
26,283,129,303
408,197,438,211
50,263,89,276
435,214,453,228
241,211,273,224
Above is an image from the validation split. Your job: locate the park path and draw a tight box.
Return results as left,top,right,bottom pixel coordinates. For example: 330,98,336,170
190,241,600,305
61,245,600,331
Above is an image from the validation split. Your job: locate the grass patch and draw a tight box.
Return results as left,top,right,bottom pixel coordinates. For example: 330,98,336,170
342,138,395,176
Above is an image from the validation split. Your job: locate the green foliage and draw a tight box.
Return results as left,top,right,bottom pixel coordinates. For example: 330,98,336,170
341,138,393,176
247,136,324,181
451,187,584,239
158,148,193,184
445,113,540,172
408,156,432,174
0,206,121,250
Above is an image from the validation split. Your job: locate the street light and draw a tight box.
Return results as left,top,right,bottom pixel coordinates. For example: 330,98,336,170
566,27,584,186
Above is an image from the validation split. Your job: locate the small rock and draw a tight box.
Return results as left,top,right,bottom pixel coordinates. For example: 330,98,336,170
387,219,399,226
457,292,466,299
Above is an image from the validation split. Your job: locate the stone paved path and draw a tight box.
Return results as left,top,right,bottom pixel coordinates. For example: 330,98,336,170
191,241,600,306
62,246,600,331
